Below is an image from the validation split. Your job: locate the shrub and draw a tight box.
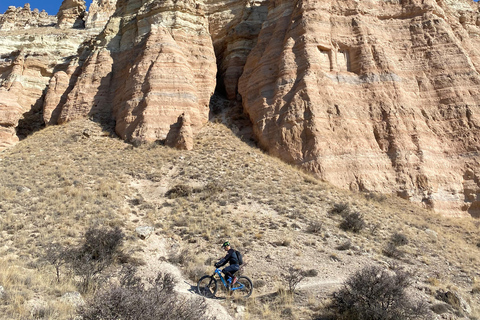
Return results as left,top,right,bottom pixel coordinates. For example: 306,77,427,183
282,266,305,293
336,241,352,251
391,233,409,246
383,233,409,259
339,212,365,233
330,265,429,320
165,184,192,199
78,266,213,320
307,220,323,234
301,269,319,277
329,202,350,216
44,243,68,283
383,242,404,259
67,226,125,293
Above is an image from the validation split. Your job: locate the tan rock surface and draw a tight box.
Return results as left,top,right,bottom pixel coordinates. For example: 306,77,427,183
238,0,480,216
0,26,98,149
0,4,54,30
56,0,87,29
84,0,117,30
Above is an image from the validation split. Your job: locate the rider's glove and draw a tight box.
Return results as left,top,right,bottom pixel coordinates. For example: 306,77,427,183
214,263,219,268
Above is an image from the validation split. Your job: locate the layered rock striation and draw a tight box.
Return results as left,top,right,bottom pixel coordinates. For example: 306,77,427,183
0,0,479,216
0,4,54,30
239,0,480,217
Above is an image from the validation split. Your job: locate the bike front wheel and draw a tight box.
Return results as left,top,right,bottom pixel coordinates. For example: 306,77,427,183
197,275,217,298
231,276,253,298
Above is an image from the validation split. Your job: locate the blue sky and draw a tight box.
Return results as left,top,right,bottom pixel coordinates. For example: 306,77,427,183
1,0,93,15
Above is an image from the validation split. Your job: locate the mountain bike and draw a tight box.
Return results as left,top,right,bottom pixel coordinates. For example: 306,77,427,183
197,268,253,299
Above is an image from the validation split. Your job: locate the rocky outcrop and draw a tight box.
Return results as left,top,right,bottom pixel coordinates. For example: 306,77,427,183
56,0,217,144
206,0,268,100
0,4,54,30
238,0,480,216
0,0,480,217
0,25,97,148
84,0,117,31
165,113,194,150
56,0,87,29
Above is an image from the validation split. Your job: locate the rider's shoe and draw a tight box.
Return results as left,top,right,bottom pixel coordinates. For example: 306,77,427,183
232,277,238,285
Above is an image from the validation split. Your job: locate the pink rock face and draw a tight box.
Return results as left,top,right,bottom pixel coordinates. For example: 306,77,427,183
239,0,480,216
0,89,22,149
59,0,217,144
111,24,216,143
57,49,114,124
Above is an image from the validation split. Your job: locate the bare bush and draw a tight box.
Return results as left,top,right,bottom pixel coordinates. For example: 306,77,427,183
391,233,409,246
329,202,350,216
68,226,125,293
44,243,68,283
383,233,409,259
330,265,429,320
301,269,318,277
282,266,305,293
339,212,365,233
78,266,212,320
307,220,323,234
383,242,404,259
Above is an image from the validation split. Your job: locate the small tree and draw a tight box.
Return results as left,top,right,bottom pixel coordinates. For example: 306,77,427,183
330,265,429,320
44,243,69,283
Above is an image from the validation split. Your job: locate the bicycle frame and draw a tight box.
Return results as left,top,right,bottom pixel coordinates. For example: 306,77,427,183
213,268,245,291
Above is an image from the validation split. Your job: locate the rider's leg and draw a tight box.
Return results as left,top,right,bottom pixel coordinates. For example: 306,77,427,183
223,265,240,282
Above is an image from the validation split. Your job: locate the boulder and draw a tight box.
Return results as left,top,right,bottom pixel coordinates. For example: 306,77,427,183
135,226,155,240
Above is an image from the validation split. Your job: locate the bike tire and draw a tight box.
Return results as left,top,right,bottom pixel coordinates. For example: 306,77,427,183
231,276,253,298
197,275,217,298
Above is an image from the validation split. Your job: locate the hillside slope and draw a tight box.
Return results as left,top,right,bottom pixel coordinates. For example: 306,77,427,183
0,119,479,319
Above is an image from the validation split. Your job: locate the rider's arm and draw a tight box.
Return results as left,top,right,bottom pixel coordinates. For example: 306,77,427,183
216,250,233,267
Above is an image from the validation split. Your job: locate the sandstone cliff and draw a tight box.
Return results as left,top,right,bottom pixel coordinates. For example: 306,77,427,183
238,0,480,217
0,0,479,217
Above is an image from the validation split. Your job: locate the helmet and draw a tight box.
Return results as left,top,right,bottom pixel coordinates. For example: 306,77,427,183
222,241,230,248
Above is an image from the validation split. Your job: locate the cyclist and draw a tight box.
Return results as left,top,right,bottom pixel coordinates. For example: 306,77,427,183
214,241,239,285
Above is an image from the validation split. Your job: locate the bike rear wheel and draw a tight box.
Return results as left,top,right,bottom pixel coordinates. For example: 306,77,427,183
231,276,253,298
197,275,217,298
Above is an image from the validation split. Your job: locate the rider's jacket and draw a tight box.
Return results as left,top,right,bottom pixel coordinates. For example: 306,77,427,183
217,248,239,266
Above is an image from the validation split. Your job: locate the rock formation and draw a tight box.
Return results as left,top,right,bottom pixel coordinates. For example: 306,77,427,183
56,0,87,29
238,0,480,217
165,113,194,150
0,0,479,217
0,4,54,30
84,0,117,30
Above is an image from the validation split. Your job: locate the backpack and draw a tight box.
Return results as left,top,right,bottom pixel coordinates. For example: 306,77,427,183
235,250,243,265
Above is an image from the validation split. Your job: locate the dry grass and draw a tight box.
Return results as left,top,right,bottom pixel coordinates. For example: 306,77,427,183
0,119,480,319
